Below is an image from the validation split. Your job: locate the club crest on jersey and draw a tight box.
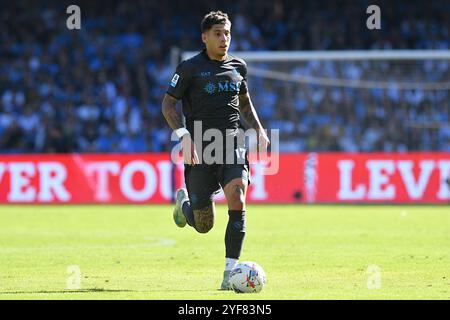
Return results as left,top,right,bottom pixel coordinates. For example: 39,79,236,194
170,74,180,87
204,82,216,94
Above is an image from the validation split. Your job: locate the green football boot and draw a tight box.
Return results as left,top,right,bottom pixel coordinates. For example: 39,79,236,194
219,270,232,290
173,188,188,228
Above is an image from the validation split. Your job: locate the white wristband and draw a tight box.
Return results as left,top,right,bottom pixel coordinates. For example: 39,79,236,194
174,128,190,139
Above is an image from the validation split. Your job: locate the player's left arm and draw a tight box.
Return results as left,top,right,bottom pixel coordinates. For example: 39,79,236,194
238,92,270,149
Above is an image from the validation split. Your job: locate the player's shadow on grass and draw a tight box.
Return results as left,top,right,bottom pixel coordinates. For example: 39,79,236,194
0,289,219,295
0,289,136,295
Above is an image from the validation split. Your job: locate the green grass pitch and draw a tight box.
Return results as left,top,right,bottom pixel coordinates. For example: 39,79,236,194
0,204,449,300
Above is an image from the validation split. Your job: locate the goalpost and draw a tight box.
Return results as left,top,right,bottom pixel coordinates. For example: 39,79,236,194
179,50,450,152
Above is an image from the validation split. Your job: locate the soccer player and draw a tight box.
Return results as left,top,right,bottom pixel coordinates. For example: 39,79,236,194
162,11,269,290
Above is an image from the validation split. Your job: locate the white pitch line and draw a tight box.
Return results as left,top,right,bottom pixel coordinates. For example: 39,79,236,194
0,237,177,253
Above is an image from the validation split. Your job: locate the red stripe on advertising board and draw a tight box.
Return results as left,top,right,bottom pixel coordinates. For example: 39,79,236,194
0,153,449,204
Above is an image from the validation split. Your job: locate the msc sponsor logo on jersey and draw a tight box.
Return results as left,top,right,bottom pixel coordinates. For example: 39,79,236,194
203,80,242,95
170,74,180,87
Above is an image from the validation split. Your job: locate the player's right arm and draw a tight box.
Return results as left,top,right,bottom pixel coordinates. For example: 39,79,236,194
161,94,199,165
161,94,184,130
162,61,199,165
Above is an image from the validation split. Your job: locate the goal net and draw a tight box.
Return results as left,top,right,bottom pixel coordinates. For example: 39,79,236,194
181,50,450,152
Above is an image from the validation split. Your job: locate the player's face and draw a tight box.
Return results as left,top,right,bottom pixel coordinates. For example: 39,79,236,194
202,22,231,59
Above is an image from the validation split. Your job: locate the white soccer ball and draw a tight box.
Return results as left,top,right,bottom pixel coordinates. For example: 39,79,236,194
229,261,266,293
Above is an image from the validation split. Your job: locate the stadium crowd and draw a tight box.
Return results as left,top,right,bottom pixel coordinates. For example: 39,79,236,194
1,0,449,153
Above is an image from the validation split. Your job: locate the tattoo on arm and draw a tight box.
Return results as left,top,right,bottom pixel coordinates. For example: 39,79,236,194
162,94,184,130
238,93,264,131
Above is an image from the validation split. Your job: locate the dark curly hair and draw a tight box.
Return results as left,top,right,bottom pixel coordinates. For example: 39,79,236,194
201,11,231,32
